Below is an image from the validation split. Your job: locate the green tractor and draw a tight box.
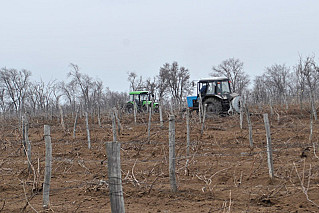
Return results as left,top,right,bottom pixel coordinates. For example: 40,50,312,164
125,91,159,113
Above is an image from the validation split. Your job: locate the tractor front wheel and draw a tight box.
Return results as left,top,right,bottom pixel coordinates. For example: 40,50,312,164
204,98,222,116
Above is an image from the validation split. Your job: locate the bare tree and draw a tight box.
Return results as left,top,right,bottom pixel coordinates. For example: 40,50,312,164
211,58,250,95
0,68,31,116
159,62,191,109
144,77,157,97
127,71,144,91
295,56,318,120
264,64,293,106
252,75,268,106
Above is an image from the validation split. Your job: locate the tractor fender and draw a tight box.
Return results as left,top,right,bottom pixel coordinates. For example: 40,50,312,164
230,96,241,113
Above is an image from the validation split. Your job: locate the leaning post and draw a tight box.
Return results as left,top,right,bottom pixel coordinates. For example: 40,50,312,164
263,114,274,179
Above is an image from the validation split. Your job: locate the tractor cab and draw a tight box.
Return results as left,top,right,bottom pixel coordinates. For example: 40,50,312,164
198,77,232,97
129,91,151,106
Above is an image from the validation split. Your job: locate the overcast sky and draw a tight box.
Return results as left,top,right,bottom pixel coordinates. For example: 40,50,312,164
1,0,319,92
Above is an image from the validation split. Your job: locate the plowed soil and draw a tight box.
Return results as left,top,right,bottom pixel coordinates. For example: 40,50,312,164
1,106,319,212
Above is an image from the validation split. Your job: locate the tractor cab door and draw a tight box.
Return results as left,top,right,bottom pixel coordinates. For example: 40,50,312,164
140,93,149,105
216,80,231,95
198,82,216,96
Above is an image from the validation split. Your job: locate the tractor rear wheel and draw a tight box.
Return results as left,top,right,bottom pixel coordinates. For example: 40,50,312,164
125,103,134,114
204,98,222,116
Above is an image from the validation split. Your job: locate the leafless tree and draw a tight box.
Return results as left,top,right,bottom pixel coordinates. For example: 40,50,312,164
0,68,31,116
59,80,79,115
295,56,318,120
263,64,293,106
211,58,250,95
159,62,191,109
127,71,144,91
251,75,268,106
144,77,157,97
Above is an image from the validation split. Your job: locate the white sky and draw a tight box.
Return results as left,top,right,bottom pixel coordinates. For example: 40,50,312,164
1,0,318,92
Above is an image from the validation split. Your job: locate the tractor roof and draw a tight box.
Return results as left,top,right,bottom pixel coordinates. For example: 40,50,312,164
129,91,149,95
198,77,229,83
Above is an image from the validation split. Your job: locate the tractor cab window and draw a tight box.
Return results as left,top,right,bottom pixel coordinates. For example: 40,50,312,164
216,81,231,94
199,84,207,96
140,93,149,101
206,82,216,95
130,95,139,103
221,81,230,94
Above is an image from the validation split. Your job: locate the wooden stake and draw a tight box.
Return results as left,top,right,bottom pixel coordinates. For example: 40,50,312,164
106,142,125,213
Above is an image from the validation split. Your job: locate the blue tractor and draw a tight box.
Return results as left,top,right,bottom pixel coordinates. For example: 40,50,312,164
187,77,241,115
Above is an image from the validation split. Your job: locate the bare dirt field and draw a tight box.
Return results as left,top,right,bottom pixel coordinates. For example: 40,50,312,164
1,106,319,212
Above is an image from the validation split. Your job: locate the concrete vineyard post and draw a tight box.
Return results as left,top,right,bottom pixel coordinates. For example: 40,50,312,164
22,116,26,155
186,108,190,157
111,111,117,142
159,100,164,128
85,111,91,149
25,119,32,173
263,114,274,179
239,99,243,130
201,104,207,136
169,115,177,193
43,125,52,209
198,93,202,123
113,107,121,135
73,108,79,139
106,142,125,213
59,104,66,131
133,101,137,124
147,106,152,142
98,106,102,127
246,106,253,148
309,112,313,142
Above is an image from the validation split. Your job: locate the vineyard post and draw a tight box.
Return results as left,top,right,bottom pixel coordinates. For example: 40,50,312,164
201,104,207,136
263,113,274,179
133,101,137,124
59,104,66,131
25,119,32,173
239,99,243,130
159,100,164,128
147,106,152,143
186,108,190,157
85,111,91,149
169,115,177,192
198,93,202,123
113,107,122,135
73,107,79,139
111,111,117,142
246,106,253,149
22,116,26,155
309,112,313,142
97,106,102,127
43,125,52,209
106,142,125,213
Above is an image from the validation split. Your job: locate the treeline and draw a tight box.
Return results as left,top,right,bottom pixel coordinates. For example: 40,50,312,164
1,55,319,118
0,64,128,118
